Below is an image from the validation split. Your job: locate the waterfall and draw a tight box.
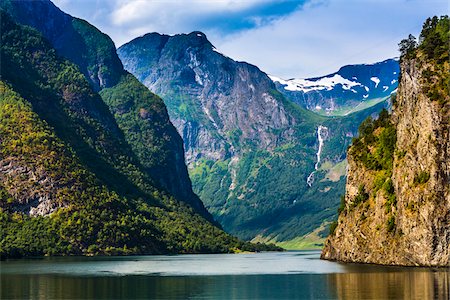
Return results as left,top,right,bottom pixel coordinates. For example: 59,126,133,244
307,125,328,187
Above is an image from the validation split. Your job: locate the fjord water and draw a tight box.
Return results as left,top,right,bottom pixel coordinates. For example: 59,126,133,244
1,251,448,299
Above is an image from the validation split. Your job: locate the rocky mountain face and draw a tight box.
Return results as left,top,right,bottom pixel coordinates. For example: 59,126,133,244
1,0,209,218
271,59,399,116
119,32,295,164
119,32,390,244
322,16,449,266
0,2,266,258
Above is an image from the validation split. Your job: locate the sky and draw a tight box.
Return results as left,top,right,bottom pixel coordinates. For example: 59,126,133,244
52,0,448,78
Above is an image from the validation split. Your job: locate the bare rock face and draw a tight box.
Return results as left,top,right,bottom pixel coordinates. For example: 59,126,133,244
321,55,450,266
118,32,295,164
0,158,65,216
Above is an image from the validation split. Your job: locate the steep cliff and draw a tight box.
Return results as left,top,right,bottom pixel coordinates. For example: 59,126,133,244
322,16,449,266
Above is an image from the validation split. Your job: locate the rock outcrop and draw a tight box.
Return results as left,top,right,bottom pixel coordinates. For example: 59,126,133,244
322,17,449,266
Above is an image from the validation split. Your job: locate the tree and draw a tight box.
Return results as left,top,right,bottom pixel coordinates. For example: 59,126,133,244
398,34,417,59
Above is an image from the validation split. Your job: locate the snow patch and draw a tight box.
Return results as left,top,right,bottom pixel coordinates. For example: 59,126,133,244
383,86,389,92
370,77,380,88
363,94,369,99
364,86,369,92
270,74,363,93
212,47,228,58
391,79,397,84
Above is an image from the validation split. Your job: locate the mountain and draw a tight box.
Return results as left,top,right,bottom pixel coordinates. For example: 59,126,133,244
1,0,209,217
118,31,391,246
0,1,272,258
271,59,399,116
321,16,449,266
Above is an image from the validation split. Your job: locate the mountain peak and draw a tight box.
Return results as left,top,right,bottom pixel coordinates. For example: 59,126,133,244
189,31,206,38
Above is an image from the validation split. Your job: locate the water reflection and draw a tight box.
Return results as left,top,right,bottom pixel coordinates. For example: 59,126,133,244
1,251,449,299
330,269,449,299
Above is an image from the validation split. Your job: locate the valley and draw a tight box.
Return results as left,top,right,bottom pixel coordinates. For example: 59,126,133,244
118,31,394,247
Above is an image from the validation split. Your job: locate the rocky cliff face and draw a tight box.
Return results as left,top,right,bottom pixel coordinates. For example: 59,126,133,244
322,18,449,266
119,32,295,164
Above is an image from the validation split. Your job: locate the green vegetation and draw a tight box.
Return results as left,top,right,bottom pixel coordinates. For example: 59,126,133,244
337,195,346,214
0,81,254,258
414,171,430,185
418,16,449,105
349,109,396,172
252,222,328,250
322,96,390,117
399,16,449,106
398,34,418,60
326,15,447,240
350,185,369,209
332,16,448,235
419,16,449,64
71,18,123,89
100,75,226,215
274,228,326,250
329,221,338,235
386,215,396,233
119,24,393,243
188,98,390,241
345,107,398,227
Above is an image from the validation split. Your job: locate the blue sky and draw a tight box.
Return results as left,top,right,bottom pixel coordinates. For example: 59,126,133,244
53,0,448,78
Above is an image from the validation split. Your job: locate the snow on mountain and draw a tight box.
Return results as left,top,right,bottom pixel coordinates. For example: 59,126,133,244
269,74,364,93
270,58,399,115
370,76,380,88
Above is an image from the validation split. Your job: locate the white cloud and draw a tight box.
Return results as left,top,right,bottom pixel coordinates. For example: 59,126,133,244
111,0,261,26
52,0,448,78
212,0,448,78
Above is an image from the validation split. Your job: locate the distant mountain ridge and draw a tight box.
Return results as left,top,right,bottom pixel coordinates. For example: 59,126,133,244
271,59,399,116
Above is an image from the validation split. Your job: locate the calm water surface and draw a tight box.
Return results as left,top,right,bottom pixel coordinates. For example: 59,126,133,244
1,251,448,299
